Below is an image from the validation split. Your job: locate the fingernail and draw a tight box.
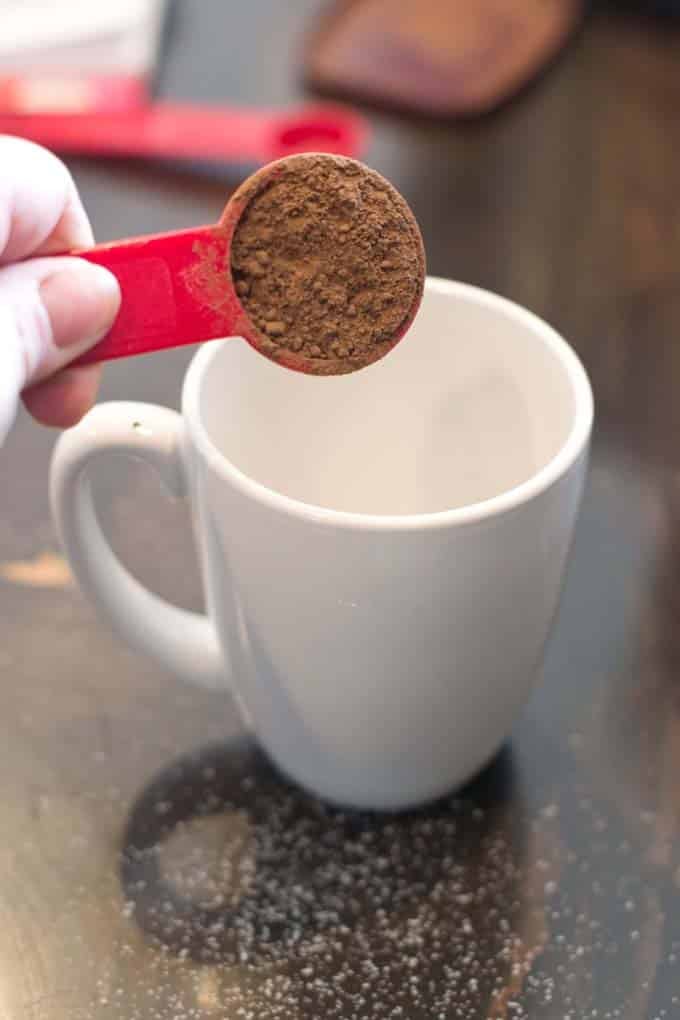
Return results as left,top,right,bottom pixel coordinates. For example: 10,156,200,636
40,260,121,350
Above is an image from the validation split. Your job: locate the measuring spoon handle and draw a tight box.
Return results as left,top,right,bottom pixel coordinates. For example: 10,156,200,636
72,225,239,365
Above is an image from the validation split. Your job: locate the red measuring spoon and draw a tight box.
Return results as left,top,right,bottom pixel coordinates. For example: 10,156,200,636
0,102,367,163
70,154,424,377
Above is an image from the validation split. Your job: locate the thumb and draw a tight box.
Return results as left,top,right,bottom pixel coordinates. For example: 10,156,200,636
0,256,120,442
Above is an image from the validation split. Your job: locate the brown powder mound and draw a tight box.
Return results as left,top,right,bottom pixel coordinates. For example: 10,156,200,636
231,154,425,375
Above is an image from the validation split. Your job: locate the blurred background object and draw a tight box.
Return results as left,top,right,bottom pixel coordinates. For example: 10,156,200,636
0,0,166,112
304,0,587,117
0,102,368,163
0,0,367,163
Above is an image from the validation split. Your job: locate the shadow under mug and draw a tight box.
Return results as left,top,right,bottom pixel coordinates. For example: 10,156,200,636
50,278,593,810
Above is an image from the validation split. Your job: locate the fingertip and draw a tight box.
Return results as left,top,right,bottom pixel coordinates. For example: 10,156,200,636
40,259,121,355
35,172,95,254
0,136,88,261
22,364,102,428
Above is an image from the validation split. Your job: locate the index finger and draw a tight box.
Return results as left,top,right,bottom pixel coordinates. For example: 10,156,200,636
0,135,94,264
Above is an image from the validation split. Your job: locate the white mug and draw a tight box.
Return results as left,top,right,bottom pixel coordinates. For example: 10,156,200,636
51,278,593,810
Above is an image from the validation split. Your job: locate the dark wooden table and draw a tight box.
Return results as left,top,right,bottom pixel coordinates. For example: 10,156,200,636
3,3,680,1017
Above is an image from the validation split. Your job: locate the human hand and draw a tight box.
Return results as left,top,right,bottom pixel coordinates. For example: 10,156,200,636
0,136,120,444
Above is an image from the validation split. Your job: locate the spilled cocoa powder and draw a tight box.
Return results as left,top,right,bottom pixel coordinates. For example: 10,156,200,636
231,154,425,375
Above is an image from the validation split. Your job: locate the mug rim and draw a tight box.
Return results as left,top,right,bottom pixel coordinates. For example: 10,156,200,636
182,277,594,532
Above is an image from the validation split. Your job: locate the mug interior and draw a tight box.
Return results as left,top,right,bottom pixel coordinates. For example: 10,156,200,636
192,279,590,517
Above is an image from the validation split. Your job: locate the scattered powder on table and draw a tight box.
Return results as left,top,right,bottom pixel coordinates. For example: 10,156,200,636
116,749,551,1020
231,154,425,375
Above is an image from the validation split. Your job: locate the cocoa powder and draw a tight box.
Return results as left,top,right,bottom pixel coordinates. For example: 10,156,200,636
231,155,425,374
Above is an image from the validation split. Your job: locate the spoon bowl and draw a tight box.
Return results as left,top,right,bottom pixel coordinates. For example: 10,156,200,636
74,154,425,376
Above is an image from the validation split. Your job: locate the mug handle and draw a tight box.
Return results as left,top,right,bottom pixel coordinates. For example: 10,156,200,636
50,401,225,690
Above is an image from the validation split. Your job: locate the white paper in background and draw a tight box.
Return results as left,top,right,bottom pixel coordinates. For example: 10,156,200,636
0,0,166,74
